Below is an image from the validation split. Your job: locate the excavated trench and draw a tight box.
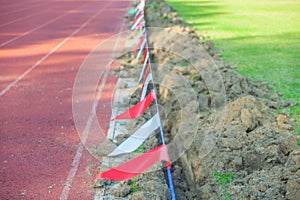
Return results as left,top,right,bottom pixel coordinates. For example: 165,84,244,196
95,0,300,199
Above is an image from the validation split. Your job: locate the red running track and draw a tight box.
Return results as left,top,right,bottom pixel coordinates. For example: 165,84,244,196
0,0,132,199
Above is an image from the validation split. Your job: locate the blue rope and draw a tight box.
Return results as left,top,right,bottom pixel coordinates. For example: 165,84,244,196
167,168,177,200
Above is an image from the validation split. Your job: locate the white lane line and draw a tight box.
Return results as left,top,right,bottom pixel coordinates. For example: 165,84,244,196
0,4,103,97
0,0,41,10
0,1,52,17
0,9,71,47
59,8,127,200
0,9,48,28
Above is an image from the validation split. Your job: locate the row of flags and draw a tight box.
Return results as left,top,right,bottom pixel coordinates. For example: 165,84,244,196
95,0,177,199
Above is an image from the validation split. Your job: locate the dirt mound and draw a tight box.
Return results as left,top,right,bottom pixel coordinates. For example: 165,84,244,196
144,0,299,199
188,96,299,199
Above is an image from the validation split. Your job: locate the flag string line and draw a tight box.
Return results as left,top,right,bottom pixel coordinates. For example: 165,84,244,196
127,0,177,198
95,0,177,199
133,0,177,198
143,29,177,200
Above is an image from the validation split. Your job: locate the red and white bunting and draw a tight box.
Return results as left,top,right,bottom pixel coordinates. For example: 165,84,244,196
135,9,142,18
95,144,170,180
140,72,152,101
132,11,143,24
132,28,145,46
135,37,147,63
134,21,145,30
96,1,176,198
142,45,149,64
131,13,144,30
109,112,161,156
111,90,156,121
142,61,151,84
133,34,146,55
135,0,145,14
138,47,149,83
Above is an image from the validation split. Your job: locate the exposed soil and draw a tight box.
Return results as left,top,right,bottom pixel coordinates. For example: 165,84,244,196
96,0,299,199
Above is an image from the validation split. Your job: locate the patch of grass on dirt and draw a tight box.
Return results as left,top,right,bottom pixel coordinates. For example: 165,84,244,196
214,172,235,200
130,177,142,193
181,61,190,67
166,0,300,137
130,144,145,158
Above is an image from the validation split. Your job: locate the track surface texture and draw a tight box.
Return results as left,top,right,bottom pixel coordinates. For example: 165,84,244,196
0,0,131,199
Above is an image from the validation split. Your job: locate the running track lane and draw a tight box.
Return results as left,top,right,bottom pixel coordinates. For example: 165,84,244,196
0,0,132,199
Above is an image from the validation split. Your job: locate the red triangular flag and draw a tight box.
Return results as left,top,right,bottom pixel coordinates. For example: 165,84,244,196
132,34,146,55
143,62,151,84
94,145,171,180
111,90,156,121
132,11,143,24
142,46,148,64
135,21,145,30
140,73,152,101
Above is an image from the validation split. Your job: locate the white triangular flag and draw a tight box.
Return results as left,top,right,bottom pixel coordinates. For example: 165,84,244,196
138,51,149,83
132,29,145,47
140,73,152,101
135,38,147,63
109,113,161,156
131,14,144,30
135,0,145,14
135,9,142,18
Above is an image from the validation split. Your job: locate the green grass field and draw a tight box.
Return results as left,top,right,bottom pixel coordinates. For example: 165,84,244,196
166,0,300,138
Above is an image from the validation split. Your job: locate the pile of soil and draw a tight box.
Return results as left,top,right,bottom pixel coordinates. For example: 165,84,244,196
95,0,299,199
144,0,299,199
